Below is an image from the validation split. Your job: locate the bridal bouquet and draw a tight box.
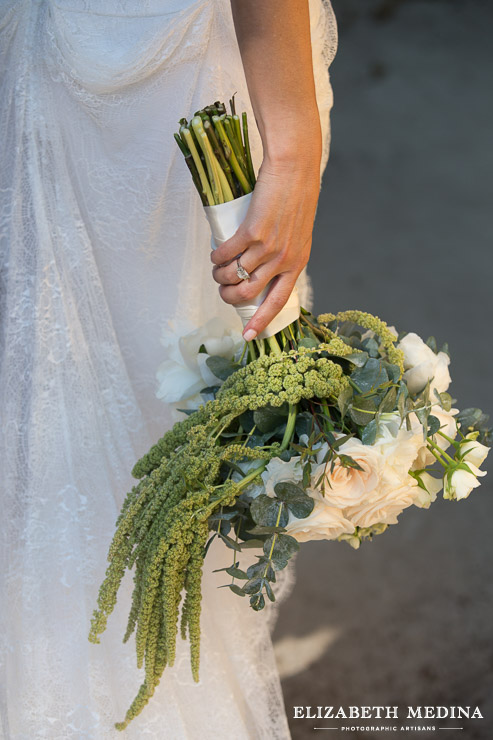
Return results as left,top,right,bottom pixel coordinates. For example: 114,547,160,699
88,99,490,730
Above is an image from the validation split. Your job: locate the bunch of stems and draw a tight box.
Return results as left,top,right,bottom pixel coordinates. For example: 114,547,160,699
174,96,256,206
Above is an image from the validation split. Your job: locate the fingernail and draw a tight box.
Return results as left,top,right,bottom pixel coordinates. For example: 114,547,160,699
243,329,257,342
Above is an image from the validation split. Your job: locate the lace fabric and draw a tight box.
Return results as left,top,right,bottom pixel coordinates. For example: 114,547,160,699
0,1,337,737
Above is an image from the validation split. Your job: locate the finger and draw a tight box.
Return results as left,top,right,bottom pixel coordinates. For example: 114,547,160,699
212,243,271,286
241,273,297,340
210,223,272,267
218,261,278,305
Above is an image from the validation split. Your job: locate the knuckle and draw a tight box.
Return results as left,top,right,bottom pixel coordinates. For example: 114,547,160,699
242,225,264,246
235,281,252,301
270,293,288,312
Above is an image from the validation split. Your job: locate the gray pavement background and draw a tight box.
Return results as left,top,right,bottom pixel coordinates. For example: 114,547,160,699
272,2,493,738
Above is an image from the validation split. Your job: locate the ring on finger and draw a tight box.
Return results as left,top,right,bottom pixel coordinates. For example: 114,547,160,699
236,256,250,281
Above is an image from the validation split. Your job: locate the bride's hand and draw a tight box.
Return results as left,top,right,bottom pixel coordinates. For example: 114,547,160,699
210,149,321,341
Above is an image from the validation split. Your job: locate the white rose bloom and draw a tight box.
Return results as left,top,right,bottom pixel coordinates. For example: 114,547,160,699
375,425,424,484
398,332,451,395
412,472,443,508
156,317,242,404
344,481,419,528
459,434,490,468
311,437,381,508
284,490,355,543
261,456,304,498
375,411,402,439
444,463,486,501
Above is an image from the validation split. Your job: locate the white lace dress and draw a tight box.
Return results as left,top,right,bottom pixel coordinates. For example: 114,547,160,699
0,1,337,737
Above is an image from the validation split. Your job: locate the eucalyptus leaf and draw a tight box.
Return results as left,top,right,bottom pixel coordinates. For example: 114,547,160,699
349,395,377,426
361,418,378,445
274,481,314,519
250,593,266,611
295,411,314,438
298,337,319,349
263,533,299,562
264,581,276,602
225,566,249,579
379,386,397,413
342,351,369,367
218,531,242,551
337,385,353,418
246,525,287,535
434,389,453,412
250,494,288,527
361,337,380,358
427,415,441,436
242,578,263,595
245,559,276,581
271,557,289,571
205,355,239,380
239,538,265,549
253,404,289,433
351,358,389,393
385,363,401,384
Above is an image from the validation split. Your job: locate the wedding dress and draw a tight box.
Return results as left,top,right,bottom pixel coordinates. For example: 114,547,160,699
0,1,337,737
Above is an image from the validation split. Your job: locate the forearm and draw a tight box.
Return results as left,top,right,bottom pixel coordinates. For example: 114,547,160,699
230,0,322,166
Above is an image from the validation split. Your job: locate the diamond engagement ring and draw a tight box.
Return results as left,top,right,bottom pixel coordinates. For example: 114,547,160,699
236,257,250,281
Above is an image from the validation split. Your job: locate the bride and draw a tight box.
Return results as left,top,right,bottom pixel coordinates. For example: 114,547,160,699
0,0,337,737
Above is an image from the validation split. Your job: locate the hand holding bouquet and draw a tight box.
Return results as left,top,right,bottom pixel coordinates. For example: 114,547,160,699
88,99,490,731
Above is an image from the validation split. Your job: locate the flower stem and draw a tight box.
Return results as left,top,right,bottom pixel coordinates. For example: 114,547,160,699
427,436,455,464
242,112,256,186
267,334,282,355
181,127,214,205
212,116,252,194
426,444,449,469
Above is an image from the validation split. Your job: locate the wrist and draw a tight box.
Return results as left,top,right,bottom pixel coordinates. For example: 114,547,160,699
260,112,322,170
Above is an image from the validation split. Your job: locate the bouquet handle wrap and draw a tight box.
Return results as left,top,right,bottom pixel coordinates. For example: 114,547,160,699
204,193,300,339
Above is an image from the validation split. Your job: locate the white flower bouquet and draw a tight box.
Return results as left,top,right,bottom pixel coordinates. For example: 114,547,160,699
88,99,490,730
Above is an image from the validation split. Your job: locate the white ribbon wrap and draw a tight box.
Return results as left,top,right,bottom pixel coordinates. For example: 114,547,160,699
203,193,300,339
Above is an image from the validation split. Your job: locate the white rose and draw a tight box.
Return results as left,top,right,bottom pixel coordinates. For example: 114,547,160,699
375,425,425,486
344,480,419,528
444,463,486,501
311,437,381,508
261,456,304,498
284,490,355,543
375,411,402,439
398,332,451,395
459,434,490,468
156,317,242,404
411,471,443,508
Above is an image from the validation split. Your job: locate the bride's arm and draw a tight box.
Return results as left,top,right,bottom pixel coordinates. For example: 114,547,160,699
211,0,323,340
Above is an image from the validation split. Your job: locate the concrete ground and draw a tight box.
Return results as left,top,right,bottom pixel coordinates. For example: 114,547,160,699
272,2,493,739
